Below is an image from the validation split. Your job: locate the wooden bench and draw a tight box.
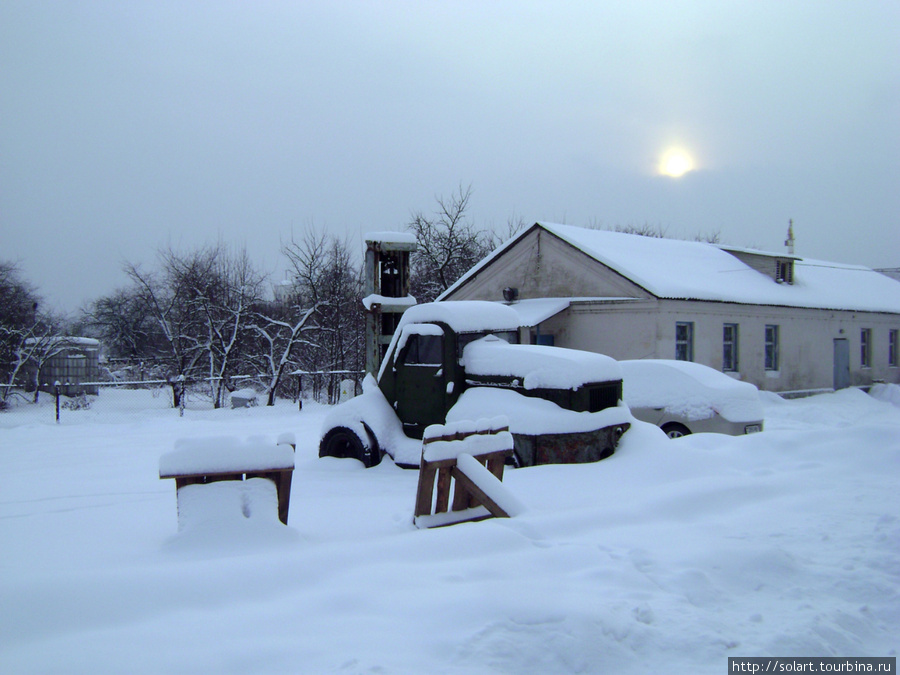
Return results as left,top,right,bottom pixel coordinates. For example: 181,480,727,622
414,418,523,529
159,436,295,526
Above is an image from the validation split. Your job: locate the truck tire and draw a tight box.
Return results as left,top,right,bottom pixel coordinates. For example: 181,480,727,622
661,422,691,439
319,426,382,467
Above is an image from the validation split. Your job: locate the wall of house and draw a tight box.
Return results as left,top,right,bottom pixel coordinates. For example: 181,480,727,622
539,300,661,360
540,300,899,393
446,227,652,302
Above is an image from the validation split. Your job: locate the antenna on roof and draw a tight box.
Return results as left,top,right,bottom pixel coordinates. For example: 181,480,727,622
784,219,795,255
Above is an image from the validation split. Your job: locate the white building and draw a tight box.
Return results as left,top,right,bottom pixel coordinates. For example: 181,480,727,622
440,222,900,394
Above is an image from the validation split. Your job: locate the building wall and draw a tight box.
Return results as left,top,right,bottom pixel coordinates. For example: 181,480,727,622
541,300,900,393
447,226,652,302
23,340,101,396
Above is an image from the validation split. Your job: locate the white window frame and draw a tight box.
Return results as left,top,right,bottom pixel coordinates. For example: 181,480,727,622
890,329,898,367
860,328,872,368
723,323,739,372
675,322,694,362
765,324,779,371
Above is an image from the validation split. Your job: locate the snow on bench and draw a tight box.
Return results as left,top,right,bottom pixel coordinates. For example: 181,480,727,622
414,417,524,529
159,435,296,527
230,388,259,408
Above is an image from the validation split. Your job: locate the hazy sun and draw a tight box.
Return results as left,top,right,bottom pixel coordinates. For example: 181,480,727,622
659,149,694,178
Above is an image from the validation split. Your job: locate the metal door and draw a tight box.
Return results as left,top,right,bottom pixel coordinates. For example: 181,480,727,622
395,329,447,436
833,338,850,390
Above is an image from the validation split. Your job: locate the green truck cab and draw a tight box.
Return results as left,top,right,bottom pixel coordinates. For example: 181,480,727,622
319,301,631,468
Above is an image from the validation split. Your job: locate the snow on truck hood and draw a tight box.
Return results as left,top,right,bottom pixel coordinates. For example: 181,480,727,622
462,335,622,390
620,359,764,423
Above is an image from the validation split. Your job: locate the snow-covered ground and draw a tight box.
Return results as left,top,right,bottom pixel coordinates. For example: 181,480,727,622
1,387,898,674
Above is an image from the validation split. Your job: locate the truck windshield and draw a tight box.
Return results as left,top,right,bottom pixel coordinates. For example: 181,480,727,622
403,333,443,366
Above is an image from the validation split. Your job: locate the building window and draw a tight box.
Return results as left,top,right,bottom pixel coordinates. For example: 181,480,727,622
675,322,694,361
775,260,793,284
723,324,739,371
764,325,779,371
860,329,872,368
890,330,898,367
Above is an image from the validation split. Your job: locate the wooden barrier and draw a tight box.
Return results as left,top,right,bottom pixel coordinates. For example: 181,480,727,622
413,419,522,529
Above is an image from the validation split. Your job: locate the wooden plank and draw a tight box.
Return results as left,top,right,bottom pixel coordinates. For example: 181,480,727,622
422,426,510,445
450,466,510,519
434,466,453,513
160,467,292,480
414,505,492,529
246,469,294,525
450,473,472,512
485,452,507,480
414,464,438,518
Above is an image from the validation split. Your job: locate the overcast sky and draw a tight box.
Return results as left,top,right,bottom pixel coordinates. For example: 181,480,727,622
2,1,898,314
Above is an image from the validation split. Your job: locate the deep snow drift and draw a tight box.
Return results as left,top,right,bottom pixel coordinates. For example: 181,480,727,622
1,386,898,674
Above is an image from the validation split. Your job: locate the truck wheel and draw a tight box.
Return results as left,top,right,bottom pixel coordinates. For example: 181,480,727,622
661,422,691,439
320,426,382,467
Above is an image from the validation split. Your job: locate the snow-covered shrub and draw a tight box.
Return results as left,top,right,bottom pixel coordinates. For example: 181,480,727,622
61,393,92,411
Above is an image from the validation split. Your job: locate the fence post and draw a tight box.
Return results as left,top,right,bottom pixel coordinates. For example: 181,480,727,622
297,374,303,411
178,375,186,417
54,381,61,423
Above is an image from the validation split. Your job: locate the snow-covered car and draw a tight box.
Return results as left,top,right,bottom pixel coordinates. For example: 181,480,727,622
319,301,632,468
620,359,764,438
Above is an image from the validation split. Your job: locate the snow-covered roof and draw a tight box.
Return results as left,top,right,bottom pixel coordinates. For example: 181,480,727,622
398,301,520,333
364,231,417,248
502,297,641,326
443,222,900,314
23,336,101,348
501,298,572,326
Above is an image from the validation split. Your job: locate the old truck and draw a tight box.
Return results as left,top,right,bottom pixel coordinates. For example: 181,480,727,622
319,301,632,468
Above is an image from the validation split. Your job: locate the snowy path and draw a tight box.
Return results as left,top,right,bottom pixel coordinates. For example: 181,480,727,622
1,389,898,673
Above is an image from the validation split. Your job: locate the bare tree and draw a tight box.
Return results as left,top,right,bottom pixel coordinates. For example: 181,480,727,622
249,303,321,406
197,247,265,408
407,184,493,302
281,228,364,402
123,249,214,406
0,261,65,404
85,287,157,361
484,214,529,249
